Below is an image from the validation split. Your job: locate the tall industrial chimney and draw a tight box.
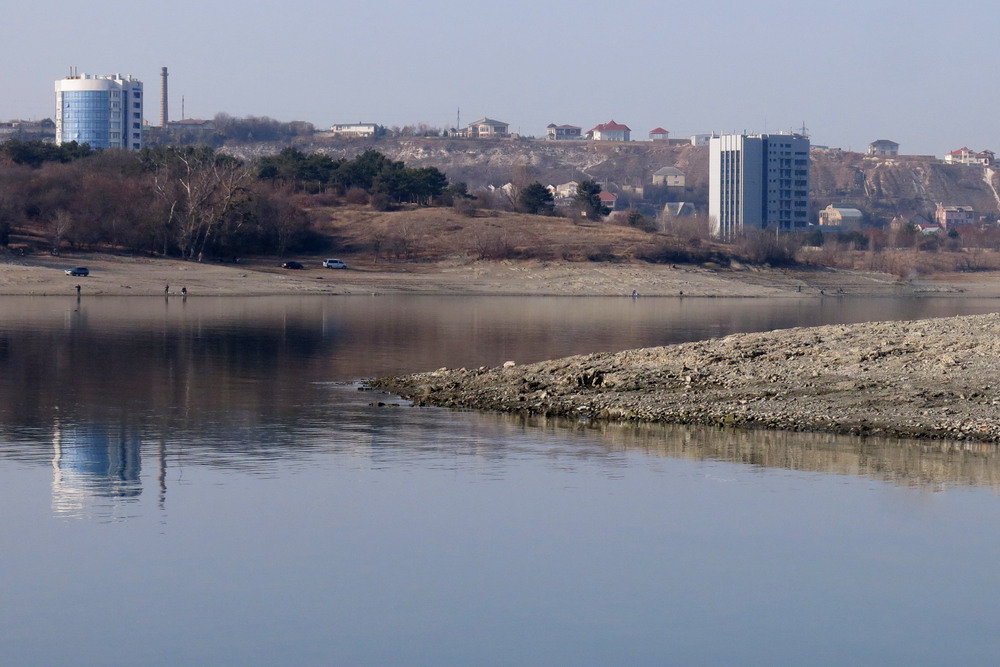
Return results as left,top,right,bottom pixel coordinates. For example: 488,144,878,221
160,67,168,126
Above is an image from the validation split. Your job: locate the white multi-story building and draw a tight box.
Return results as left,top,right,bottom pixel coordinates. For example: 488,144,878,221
709,133,810,239
55,73,143,150
330,122,384,138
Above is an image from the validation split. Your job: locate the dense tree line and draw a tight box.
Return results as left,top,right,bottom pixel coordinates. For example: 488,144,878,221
258,148,448,204
0,142,317,259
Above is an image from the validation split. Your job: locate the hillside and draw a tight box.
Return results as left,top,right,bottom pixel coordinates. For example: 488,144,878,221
225,137,1000,224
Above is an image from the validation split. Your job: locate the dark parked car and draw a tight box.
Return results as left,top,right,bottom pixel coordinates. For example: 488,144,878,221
281,261,304,270
65,267,89,276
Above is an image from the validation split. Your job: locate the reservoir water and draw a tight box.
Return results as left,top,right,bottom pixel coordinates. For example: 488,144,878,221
3,295,1000,664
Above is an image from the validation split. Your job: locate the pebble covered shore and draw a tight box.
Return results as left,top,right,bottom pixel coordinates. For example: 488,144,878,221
371,313,1000,443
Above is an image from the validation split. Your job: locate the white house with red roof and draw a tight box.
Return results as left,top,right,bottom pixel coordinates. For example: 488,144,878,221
587,120,630,142
649,127,670,141
944,147,994,166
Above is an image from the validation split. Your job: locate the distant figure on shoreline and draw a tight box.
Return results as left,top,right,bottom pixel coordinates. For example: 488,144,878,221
164,284,169,295
75,284,81,295
631,290,639,298
181,287,187,297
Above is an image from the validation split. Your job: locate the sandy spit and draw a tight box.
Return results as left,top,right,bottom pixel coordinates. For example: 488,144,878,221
370,312,1000,443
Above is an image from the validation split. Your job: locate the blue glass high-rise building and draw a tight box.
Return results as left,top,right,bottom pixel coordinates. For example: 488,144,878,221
54,73,143,150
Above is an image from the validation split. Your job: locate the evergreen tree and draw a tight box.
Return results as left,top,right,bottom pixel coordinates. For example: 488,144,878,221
519,181,555,215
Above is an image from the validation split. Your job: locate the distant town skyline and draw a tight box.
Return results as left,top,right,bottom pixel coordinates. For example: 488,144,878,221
4,0,999,155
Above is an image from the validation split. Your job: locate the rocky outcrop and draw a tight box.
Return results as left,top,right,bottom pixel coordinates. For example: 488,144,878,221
370,313,1000,443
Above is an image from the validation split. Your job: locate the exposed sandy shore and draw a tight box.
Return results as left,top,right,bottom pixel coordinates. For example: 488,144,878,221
3,252,1000,297
371,313,1000,443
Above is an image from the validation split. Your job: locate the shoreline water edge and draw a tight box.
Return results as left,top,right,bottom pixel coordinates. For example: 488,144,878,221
370,312,1000,444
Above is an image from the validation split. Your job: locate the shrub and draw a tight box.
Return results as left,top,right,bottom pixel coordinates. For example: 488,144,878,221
735,230,799,266
345,187,369,205
453,197,478,218
370,193,392,211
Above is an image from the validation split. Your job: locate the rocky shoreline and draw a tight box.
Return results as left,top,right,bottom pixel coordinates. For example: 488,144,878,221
370,312,1000,443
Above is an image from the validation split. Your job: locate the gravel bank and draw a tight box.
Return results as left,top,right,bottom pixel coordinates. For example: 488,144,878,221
371,312,1000,443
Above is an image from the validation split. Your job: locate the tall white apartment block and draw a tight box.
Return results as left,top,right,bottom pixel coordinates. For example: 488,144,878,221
55,73,144,150
709,133,809,239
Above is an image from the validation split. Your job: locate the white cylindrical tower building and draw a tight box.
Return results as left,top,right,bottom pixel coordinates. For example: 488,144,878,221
55,73,144,150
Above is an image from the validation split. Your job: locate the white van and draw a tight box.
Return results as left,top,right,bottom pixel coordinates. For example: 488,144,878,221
323,259,347,269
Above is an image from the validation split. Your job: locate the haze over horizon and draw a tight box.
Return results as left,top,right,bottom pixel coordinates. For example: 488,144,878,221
3,0,997,155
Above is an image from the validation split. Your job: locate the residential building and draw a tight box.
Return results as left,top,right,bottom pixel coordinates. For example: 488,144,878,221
587,120,630,142
652,166,685,187
868,139,899,156
553,181,579,199
598,191,618,210
466,118,509,138
691,134,712,147
935,204,976,229
166,118,214,131
944,147,994,166
649,127,670,141
330,122,384,138
662,201,696,217
818,204,863,230
708,133,810,239
55,73,144,150
546,124,582,140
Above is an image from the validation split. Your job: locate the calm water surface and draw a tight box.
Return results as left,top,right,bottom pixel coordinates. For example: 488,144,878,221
3,295,1000,664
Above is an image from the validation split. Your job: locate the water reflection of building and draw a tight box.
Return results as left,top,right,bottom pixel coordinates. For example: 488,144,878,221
51,421,149,515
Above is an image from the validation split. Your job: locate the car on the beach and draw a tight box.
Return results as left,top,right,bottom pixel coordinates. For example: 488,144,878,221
281,261,304,270
65,267,89,276
323,259,347,269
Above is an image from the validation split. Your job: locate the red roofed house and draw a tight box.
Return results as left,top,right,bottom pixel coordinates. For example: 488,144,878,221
598,191,618,211
944,147,994,166
649,127,670,141
587,120,630,142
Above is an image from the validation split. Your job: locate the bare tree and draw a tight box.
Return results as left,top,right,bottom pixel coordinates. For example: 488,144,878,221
151,149,252,261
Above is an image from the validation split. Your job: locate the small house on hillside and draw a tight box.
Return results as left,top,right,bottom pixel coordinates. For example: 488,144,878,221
944,147,994,166
546,124,582,140
663,202,695,217
554,181,579,199
649,127,670,141
818,204,863,231
466,118,510,138
652,166,685,187
868,139,899,156
588,120,630,142
330,122,384,138
598,191,618,210
935,204,976,228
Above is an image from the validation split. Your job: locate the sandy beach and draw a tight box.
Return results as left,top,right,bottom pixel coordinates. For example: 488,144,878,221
3,252,999,297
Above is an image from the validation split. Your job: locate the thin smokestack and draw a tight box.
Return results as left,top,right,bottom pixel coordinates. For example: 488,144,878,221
160,67,168,126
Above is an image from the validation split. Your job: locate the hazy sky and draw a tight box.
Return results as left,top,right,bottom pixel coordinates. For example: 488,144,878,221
3,0,998,155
